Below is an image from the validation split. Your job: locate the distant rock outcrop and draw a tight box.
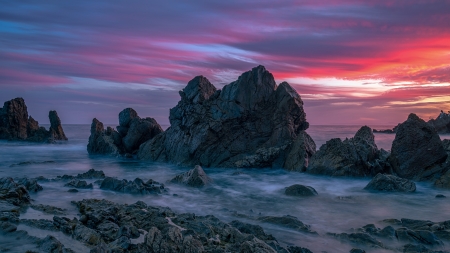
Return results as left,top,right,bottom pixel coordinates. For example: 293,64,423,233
0,98,67,142
87,108,163,156
306,126,389,177
428,110,450,134
389,113,448,181
138,66,315,169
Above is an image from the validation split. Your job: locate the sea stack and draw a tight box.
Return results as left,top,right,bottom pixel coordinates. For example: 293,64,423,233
0,97,67,143
138,65,315,170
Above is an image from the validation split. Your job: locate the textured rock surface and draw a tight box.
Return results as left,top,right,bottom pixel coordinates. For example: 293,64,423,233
87,108,162,156
0,177,31,206
100,177,165,194
138,66,314,169
285,184,318,197
170,165,212,187
389,113,448,180
0,98,67,142
428,110,450,133
364,173,416,192
307,126,389,177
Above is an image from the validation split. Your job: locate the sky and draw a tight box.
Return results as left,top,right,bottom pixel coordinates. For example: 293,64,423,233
1,0,450,126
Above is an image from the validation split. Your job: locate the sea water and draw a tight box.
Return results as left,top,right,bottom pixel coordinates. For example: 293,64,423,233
1,125,450,252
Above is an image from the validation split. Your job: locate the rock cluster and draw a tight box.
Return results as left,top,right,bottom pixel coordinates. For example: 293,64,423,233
364,173,416,192
138,66,315,170
100,177,165,194
170,165,212,187
306,126,389,177
87,108,162,156
0,98,67,142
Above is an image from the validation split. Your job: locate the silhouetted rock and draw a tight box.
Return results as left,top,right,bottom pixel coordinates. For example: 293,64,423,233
389,113,448,181
0,98,68,143
307,126,389,177
170,165,212,187
373,124,400,134
364,173,416,192
87,108,162,156
285,184,318,197
138,66,314,169
64,179,93,189
100,177,164,194
428,110,450,134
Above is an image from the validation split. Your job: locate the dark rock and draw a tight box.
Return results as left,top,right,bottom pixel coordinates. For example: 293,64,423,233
389,113,448,180
15,177,43,192
328,232,384,248
100,177,164,194
170,165,212,187
434,169,450,189
373,123,400,134
87,118,120,155
364,173,416,192
436,194,446,198
31,204,66,215
285,184,318,197
68,189,78,193
37,235,67,253
307,126,388,177
76,169,106,179
0,177,31,206
287,246,313,253
122,117,163,153
138,66,314,169
0,221,17,233
64,179,93,189
229,220,275,241
284,131,316,171
21,218,59,231
0,98,67,142
9,160,55,167
350,249,366,253
395,228,443,246
257,215,315,233
73,224,102,245
428,110,450,134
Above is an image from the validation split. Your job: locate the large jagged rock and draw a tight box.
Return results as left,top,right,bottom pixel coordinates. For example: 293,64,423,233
428,110,450,134
87,108,162,156
138,66,314,169
306,126,389,177
364,173,416,192
389,113,448,181
0,97,67,142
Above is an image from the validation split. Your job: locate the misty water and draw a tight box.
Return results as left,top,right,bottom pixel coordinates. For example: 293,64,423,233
1,125,450,252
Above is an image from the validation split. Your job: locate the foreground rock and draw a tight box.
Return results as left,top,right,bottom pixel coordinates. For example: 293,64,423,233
138,66,315,170
428,110,450,134
87,108,162,156
389,113,448,181
100,177,165,194
285,184,318,197
170,165,212,187
364,173,416,192
257,215,316,234
0,177,31,206
307,126,389,177
0,97,67,142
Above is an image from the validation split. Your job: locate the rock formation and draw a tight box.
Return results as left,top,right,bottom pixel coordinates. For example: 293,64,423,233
389,113,448,181
285,184,318,197
0,98,67,142
306,126,389,177
170,165,212,187
364,173,416,192
138,66,315,169
428,110,450,133
87,108,162,156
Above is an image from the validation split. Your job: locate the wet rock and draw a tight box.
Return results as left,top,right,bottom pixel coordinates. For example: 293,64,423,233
428,110,450,134
76,169,106,179
328,232,384,248
389,113,448,180
239,237,277,253
9,160,55,167
87,108,162,156
73,224,102,245
0,221,17,233
436,194,446,198
434,169,450,189
170,165,212,187
30,204,66,215
108,235,131,251
37,235,67,253
284,131,317,171
138,66,313,170
21,218,59,231
68,189,78,193
287,246,314,253
0,98,68,142
307,126,389,177
285,184,318,197
257,215,315,234
100,177,164,194
14,177,43,192
229,220,275,241
64,179,93,189
364,173,416,192
350,249,366,253
395,228,443,246
0,177,31,206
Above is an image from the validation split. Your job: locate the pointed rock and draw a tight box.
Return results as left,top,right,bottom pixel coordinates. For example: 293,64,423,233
170,165,212,187
48,110,67,141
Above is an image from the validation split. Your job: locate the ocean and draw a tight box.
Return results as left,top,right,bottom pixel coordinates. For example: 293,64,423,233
1,125,450,252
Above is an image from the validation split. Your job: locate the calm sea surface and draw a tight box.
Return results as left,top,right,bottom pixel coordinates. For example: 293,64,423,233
1,124,450,252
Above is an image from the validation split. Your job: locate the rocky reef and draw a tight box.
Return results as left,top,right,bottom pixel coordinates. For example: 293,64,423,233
138,65,315,170
87,108,163,156
0,97,67,142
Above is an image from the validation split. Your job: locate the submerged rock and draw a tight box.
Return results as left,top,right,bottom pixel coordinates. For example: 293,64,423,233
285,184,318,197
138,66,314,169
87,108,162,156
307,126,389,177
389,113,448,181
257,215,315,234
364,173,416,192
170,165,212,187
100,177,164,194
0,97,67,142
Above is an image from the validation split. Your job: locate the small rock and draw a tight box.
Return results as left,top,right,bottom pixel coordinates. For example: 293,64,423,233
350,249,366,253
64,179,93,189
170,165,212,187
68,189,78,193
436,194,446,198
364,173,416,192
285,184,318,197
257,215,315,233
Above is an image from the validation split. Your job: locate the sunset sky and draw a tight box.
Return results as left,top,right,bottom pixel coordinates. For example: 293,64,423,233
1,1,450,126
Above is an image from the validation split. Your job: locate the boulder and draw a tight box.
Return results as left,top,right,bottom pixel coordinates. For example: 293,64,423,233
0,98,68,142
170,165,212,187
307,126,388,177
138,66,314,169
14,177,43,192
389,113,448,180
285,184,318,197
364,173,416,192
87,109,162,156
100,177,164,194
